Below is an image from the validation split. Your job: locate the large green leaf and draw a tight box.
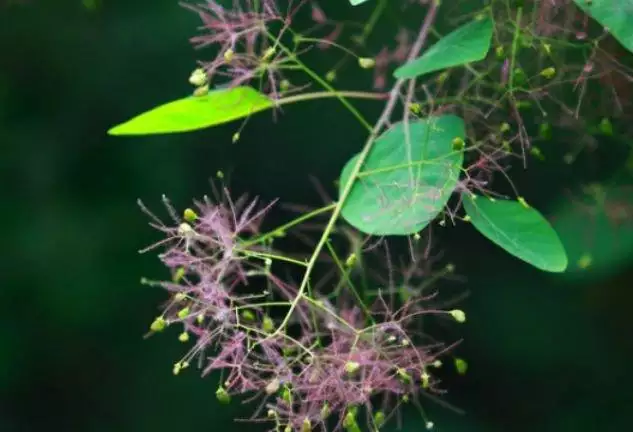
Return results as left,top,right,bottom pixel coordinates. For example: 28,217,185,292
108,86,273,136
393,17,493,79
462,194,568,272
339,115,465,236
573,0,633,54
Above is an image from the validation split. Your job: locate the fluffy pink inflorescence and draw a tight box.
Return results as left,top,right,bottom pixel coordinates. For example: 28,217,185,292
139,188,460,431
184,0,288,94
182,0,341,99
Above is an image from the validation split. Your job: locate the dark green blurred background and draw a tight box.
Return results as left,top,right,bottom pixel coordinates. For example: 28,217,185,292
2,1,633,431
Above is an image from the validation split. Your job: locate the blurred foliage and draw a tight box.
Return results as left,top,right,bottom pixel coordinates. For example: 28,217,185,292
1,1,632,431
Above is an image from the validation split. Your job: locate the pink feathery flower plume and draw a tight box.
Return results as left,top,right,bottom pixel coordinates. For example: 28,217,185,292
181,1,311,98
139,185,463,431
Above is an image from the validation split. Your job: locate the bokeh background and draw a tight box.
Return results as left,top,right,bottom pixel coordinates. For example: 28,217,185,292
2,1,633,431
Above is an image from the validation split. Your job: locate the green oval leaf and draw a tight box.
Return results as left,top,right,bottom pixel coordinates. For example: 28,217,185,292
108,86,273,136
393,17,493,79
462,194,568,272
573,0,633,54
339,115,465,236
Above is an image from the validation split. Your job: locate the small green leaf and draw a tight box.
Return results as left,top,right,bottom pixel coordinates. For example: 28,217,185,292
394,17,493,79
573,0,633,54
462,195,568,272
108,86,273,136
349,0,370,5
339,115,465,236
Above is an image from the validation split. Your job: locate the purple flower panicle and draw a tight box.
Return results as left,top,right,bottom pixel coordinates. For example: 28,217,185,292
140,189,462,431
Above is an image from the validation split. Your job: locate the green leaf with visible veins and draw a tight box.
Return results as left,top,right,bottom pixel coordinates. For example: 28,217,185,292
108,86,273,136
463,194,568,272
339,115,465,236
573,0,633,54
394,17,493,79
